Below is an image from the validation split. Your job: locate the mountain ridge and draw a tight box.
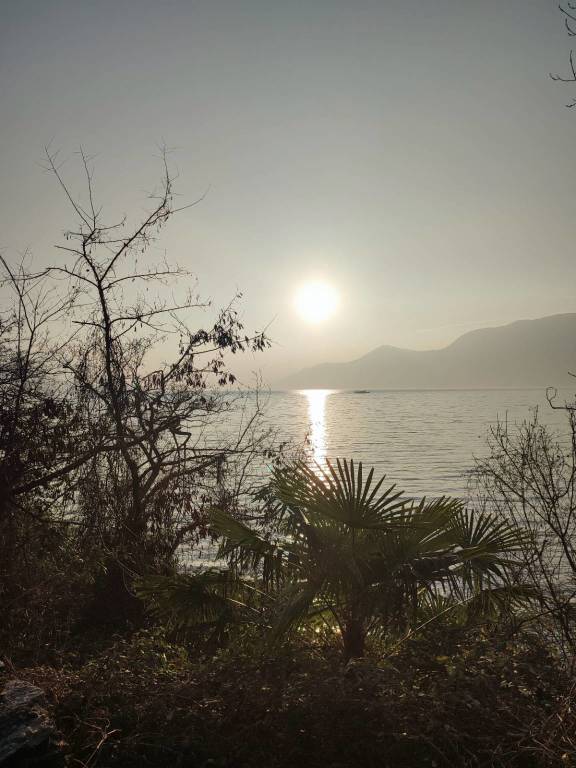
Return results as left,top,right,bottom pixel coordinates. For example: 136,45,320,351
280,313,576,390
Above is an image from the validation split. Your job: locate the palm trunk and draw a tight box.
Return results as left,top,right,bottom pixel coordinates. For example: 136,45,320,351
342,618,365,662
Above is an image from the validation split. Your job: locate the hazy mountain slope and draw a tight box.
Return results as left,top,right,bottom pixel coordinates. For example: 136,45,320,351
281,314,576,389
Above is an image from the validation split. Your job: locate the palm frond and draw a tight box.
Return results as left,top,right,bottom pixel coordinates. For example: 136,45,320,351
136,569,255,630
272,458,407,530
269,580,326,643
210,507,290,586
463,583,540,621
450,509,527,588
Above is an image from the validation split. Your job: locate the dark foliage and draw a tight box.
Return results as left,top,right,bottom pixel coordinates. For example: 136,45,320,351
1,627,572,768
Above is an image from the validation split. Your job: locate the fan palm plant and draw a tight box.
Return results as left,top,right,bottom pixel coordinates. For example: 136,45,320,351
139,459,528,661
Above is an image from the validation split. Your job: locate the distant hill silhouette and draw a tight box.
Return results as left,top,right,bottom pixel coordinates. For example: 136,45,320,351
281,314,576,390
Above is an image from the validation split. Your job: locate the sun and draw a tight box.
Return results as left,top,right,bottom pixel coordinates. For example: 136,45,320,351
294,281,339,324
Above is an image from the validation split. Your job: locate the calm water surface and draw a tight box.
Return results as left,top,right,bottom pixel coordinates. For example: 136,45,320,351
259,389,571,500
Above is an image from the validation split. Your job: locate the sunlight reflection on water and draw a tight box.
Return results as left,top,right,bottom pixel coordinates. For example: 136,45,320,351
301,389,333,467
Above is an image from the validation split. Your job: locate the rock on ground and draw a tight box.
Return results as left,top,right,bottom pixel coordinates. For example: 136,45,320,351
0,679,59,765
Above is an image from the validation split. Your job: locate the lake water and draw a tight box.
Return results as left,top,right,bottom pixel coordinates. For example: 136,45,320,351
257,388,571,500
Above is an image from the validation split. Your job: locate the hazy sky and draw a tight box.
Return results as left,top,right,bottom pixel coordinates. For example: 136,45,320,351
1,0,575,383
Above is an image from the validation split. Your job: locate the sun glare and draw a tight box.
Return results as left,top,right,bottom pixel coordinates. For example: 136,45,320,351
294,281,339,324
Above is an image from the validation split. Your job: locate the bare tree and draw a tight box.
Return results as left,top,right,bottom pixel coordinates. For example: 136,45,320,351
473,407,576,663
551,4,576,107
1,147,273,627
0,254,82,594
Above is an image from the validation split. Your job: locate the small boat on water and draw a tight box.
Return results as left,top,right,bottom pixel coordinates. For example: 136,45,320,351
353,389,370,394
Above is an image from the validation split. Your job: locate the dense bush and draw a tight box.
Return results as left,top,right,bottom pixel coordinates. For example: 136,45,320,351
1,626,572,768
